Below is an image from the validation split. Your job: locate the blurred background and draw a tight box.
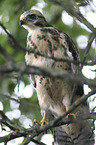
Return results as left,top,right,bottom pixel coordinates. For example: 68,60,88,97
0,0,96,144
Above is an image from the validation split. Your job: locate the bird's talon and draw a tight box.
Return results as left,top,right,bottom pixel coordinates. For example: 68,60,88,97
68,113,77,119
34,119,41,125
40,120,48,126
66,105,78,119
33,119,48,126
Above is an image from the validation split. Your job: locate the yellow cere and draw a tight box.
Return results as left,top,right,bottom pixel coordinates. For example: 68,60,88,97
20,17,25,21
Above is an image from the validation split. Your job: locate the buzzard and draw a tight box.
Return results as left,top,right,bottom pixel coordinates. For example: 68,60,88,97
20,10,94,145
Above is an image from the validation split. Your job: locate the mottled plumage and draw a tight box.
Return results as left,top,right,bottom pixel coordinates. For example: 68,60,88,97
20,10,94,145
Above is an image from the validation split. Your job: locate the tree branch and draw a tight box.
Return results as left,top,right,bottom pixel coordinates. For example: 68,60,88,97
47,0,96,34
0,45,14,62
0,89,96,143
0,22,95,66
22,137,46,145
53,89,96,125
81,33,95,68
14,0,27,14
0,1,96,144
0,62,96,88
0,111,23,131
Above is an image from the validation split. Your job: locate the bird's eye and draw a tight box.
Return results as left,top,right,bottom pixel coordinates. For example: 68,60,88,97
28,14,37,20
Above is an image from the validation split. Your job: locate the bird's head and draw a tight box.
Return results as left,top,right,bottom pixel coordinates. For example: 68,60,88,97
20,10,50,32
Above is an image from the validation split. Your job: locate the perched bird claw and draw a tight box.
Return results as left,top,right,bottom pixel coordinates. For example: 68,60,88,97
34,111,48,126
33,119,41,125
66,105,77,119
33,119,48,126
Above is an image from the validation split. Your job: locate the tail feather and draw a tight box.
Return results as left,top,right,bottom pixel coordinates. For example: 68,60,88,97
54,126,74,145
53,122,94,145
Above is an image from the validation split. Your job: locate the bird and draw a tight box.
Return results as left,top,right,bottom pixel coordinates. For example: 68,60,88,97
20,9,94,145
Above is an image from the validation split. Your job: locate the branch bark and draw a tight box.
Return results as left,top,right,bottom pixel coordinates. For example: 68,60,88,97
47,0,96,34
0,62,96,88
0,89,96,143
0,1,96,144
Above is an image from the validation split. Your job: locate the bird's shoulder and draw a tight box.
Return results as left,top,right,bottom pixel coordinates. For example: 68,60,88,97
27,26,80,62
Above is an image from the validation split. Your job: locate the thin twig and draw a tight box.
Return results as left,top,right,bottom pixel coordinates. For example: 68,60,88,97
53,89,96,126
22,137,46,145
0,62,96,88
0,22,95,66
14,0,27,14
0,93,20,103
81,34,95,68
0,22,96,68
0,111,23,131
47,0,96,34
0,45,14,62
0,90,96,143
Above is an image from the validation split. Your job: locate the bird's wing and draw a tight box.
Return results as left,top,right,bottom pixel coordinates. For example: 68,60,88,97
52,32,94,145
64,33,84,97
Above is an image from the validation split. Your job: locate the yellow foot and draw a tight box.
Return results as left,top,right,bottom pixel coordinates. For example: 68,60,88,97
34,111,48,126
34,119,48,126
34,119,41,125
66,105,78,119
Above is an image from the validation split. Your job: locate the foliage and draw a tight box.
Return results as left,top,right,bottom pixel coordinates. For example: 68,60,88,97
0,0,96,145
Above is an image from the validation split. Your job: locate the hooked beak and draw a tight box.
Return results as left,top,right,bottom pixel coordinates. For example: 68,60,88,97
19,17,25,25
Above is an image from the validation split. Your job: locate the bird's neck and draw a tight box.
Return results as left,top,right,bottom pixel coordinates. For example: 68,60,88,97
28,27,41,36
23,24,41,33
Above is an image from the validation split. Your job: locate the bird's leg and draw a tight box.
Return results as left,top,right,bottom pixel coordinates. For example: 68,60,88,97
34,111,48,126
40,111,48,125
